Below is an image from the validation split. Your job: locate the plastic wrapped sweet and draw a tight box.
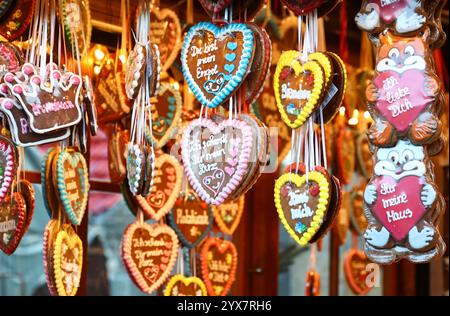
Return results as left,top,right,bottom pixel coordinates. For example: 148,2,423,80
365,30,444,148
363,139,446,264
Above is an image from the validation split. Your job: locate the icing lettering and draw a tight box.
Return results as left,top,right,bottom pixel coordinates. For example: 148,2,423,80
31,101,75,116
281,83,311,100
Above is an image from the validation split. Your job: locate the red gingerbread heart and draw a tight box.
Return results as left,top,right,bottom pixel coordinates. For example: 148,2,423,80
372,175,426,241
374,69,432,133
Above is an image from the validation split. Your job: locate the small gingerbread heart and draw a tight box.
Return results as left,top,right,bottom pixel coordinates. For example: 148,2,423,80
164,274,207,296
200,237,238,296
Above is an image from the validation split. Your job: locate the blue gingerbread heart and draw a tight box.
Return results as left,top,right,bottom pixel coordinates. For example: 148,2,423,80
181,22,254,108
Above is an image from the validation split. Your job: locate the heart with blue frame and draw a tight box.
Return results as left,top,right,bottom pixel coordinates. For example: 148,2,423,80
181,22,255,108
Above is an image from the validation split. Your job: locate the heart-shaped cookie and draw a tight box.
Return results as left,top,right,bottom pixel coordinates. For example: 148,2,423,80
147,81,182,149
94,56,131,123
121,222,179,294
181,22,254,108
41,146,60,217
150,7,182,73
200,237,238,296
164,274,207,296
108,128,129,183
0,41,22,75
52,225,83,296
305,270,320,296
55,149,89,225
43,219,58,296
181,118,253,205
355,133,373,179
125,43,146,100
244,23,272,107
212,195,245,235
60,0,92,56
344,249,373,296
336,128,355,185
350,185,368,235
0,135,17,203
199,0,264,21
126,143,145,195
274,171,330,246
0,0,34,41
274,51,325,129
281,0,340,17
136,153,182,221
0,192,26,255
169,190,213,248
18,179,35,235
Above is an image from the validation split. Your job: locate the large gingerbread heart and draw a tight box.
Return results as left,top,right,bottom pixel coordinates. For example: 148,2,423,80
274,51,325,129
274,171,330,247
136,153,182,221
55,150,89,225
0,135,17,203
212,195,245,235
344,249,373,296
164,274,207,296
0,192,26,255
200,237,238,296
52,226,83,296
121,222,179,294
181,118,253,205
181,22,254,108
147,81,182,149
169,190,213,248
60,0,92,56
371,175,427,241
150,7,182,73
373,69,432,133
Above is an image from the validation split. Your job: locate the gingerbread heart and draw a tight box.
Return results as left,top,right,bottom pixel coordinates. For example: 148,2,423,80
200,237,238,296
274,51,325,129
0,0,34,41
0,192,26,255
150,7,182,73
94,56,131,123
181,22,254,108
0,135,17,203
147,81,182,149
305,270,320,296
52,225,83,296
281,0,340,17
169,190,213,248
355,133,373,179
274,171,330,247
336,128,355,185
164,274,207,296
244,23,272,107
136,153,182,221
126,143,145,195
212,195,245,235
121,222,179,294
108,128,129,183
350,185,368,235
0,41,22,75
43,219,58,296
55,150,89,225
125,43,146,100
198,0,233,14
19,179,35,235
60,0,92,56
199,0,264,21
181,118,253,205
344,249,373,296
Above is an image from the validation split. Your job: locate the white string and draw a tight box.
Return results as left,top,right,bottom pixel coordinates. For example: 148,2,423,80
320,109,328,169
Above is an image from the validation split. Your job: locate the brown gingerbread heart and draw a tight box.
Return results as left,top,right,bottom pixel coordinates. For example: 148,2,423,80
0,192,26,255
